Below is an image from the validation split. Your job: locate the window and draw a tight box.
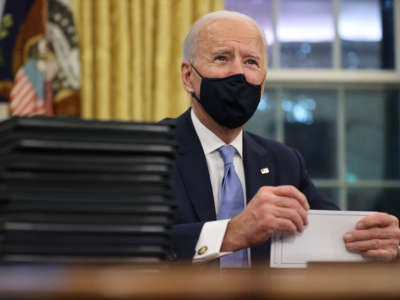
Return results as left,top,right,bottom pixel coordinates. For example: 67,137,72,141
278,0,334,68
226,0,400,217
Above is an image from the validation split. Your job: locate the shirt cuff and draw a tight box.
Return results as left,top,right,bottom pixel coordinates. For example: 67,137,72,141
193,219,232,263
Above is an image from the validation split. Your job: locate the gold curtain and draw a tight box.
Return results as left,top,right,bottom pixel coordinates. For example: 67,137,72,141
72,0,224,121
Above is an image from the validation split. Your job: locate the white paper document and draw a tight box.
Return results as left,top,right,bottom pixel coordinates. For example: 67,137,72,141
270,210,374,268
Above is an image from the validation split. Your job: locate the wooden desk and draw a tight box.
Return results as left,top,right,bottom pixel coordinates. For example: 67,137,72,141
0,261,399,299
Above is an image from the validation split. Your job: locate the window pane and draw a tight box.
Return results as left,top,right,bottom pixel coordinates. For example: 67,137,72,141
348,188,400,219
278,0,333,68
282,89,337,179
225,0,274,67
246,90,277,139
339,0,394,69
346,90,400,180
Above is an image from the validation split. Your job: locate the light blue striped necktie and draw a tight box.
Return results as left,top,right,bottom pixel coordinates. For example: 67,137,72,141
218,145,248,268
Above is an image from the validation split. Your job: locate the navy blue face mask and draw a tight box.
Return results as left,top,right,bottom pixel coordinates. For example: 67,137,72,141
191,65,262,129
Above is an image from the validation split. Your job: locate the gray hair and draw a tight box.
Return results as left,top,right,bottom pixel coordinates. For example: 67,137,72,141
183,10,268,66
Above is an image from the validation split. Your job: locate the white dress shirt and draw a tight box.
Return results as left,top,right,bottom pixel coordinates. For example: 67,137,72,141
190,110,250,264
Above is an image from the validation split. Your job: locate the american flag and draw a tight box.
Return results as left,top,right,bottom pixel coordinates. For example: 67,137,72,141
9,59,49,116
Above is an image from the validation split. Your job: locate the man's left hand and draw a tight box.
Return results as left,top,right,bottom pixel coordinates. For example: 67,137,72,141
344,212,400,261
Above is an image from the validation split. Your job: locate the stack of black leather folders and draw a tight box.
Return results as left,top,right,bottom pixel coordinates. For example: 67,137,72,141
0,117,176,264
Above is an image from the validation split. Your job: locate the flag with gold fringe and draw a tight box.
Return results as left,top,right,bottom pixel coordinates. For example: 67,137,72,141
47,0,81,116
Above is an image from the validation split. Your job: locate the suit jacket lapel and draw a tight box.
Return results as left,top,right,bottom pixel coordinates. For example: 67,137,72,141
175,109,216,222
243,131,276,263
243,131,276,201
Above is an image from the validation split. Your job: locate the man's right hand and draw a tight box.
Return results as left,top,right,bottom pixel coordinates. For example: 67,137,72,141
221,185,309,252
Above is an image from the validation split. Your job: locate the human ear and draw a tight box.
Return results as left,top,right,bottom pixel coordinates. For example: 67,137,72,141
181,61,195,94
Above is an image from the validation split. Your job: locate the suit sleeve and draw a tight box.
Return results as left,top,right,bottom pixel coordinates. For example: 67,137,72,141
169,164,207,261
171,222,205,261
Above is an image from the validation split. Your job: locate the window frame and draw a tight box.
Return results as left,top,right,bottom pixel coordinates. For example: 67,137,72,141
262,0,400,209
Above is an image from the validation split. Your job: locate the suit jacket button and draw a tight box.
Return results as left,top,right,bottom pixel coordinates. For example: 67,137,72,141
197,246,208,255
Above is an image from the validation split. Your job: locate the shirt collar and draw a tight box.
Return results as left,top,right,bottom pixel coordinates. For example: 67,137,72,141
191,109,243,157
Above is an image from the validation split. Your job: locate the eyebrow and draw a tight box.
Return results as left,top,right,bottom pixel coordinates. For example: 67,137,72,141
209,47,263,62
246,53,261,61
211,49,261,58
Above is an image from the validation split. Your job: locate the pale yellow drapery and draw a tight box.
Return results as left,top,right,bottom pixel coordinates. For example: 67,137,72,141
72,0,224,121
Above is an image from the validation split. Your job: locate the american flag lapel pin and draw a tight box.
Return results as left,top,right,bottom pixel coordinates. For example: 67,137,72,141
260,167,270,174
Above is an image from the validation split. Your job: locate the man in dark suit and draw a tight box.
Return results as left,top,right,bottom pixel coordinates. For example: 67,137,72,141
163,11,400,267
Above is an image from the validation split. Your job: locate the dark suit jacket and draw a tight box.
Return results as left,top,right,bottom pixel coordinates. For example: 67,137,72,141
161,109,338,265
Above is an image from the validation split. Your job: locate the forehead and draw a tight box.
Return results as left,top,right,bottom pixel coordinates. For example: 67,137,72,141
197,18,264,55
